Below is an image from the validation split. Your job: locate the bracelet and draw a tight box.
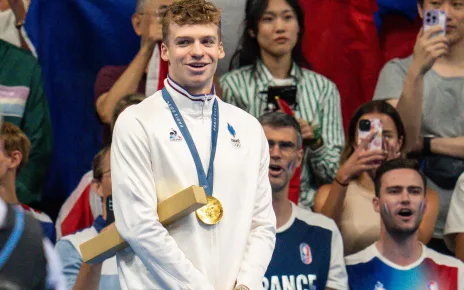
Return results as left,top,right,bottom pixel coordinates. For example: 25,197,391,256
15,20,24,29
422,137,433,156
334,177,349,187
235,285,250,290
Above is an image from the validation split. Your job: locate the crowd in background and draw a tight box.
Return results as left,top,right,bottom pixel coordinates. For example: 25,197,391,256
1,0,464,289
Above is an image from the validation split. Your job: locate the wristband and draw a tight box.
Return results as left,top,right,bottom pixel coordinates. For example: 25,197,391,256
422,137,433,156
15,20,24,29
334,177,349,187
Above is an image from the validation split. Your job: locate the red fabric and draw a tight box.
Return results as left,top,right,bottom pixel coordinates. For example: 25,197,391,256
60,184,94,237
379,14,421,62
94,65,147,103
289,167,300,204
157,58,169,90
299,0,383,132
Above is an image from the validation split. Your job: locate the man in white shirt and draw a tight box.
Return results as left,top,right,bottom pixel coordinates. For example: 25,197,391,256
111,0,276,289
259,112,347,290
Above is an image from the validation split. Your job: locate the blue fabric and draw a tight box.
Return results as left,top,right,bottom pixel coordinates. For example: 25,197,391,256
24,0,140,206
41,220,56,244
0,207,24,269
375,0,419,31
55,240,83,290
264,218,332,290
93,215,107,233
55,228,120,290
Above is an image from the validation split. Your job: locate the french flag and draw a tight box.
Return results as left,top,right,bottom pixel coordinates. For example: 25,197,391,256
55,171,102,240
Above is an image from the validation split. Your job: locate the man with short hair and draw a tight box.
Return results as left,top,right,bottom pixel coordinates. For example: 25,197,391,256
95,0,173,126
55,146,120,290
346,159,464,289
111,0,276,289
373,0,464,252
259,112,347,290
0,122,54,242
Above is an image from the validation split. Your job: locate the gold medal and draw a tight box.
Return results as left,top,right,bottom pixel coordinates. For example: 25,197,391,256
196,196,223,225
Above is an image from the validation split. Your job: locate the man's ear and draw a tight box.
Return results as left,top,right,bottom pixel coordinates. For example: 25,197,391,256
132,13,143,36
373,196,380,213
8,150,22,170
417,3,424,19
91,179,104,198
161,42,169,62
218,42,225,60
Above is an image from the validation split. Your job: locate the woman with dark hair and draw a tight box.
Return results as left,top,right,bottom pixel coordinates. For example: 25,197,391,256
220,0,344,208
314,101,439,256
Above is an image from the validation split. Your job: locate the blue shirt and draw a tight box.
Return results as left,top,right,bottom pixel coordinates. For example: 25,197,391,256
55,216,121,290
263,203,347,290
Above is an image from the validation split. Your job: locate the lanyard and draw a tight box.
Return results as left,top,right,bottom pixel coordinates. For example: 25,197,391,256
162,88,219,196
0,206,24,270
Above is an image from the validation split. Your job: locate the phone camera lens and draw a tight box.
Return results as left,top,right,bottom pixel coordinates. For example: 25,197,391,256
359,119,371,132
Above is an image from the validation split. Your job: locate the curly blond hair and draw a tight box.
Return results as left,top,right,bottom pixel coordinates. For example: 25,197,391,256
161,0,221,42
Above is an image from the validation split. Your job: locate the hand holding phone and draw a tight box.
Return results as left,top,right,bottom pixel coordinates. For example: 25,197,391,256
358,119,383,151
423,10,446,37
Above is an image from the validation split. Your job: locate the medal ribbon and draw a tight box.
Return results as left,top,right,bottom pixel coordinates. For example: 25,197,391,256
162,88,218,196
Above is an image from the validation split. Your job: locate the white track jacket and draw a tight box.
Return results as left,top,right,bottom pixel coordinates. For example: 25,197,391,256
111,77,276,290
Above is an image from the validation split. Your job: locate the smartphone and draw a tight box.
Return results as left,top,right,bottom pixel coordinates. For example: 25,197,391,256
106,195,115,224
358,119,383,150
423,10,446,37
266,85,297,112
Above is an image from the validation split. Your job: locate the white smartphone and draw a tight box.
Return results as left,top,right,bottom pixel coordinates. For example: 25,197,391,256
423,10,446,37
358,118,383,150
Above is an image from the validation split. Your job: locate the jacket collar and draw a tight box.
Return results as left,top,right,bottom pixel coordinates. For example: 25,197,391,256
164,76,217,116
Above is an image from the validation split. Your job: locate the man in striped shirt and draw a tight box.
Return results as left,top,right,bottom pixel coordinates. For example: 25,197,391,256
220,0,344,207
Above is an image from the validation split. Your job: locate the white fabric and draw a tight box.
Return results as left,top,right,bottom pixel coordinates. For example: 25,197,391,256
55,170,102,240
346,243,464,273
61,226,118,276
145,43,161,97
111,77,276,290
0,9,20,47
444,173,464,252
0,9,37,57
271,77,295,87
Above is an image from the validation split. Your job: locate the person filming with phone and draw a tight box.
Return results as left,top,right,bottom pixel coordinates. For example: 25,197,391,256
313,101,439,256
373,0,464,255
220,0,344,209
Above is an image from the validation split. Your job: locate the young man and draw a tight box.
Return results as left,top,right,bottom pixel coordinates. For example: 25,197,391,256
373,0,464,252
346,159,464,289
259,112,347,290
111,0,276,289
55,146,120,290
0,122,54,242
